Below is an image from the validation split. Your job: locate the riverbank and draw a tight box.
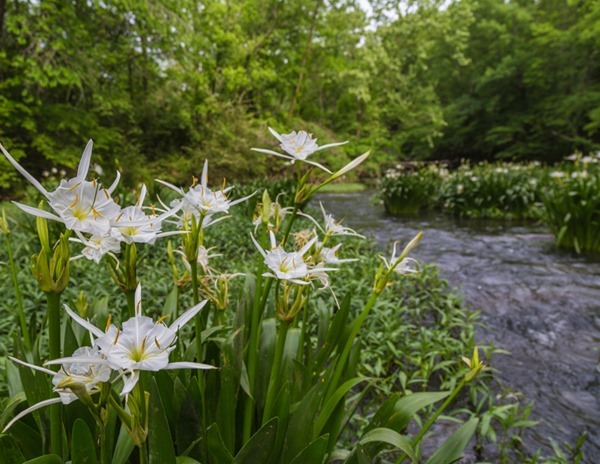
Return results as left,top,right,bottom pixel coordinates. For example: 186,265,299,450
317,191,600,460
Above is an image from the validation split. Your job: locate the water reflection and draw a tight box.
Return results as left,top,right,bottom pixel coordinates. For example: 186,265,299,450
316,192,600,459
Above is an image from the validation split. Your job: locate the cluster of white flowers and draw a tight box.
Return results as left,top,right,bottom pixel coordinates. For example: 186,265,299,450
1,141,182,264
157,160,254,229
251,204,360,289
4,286,213,432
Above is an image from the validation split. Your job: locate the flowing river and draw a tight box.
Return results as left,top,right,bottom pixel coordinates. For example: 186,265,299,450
316,191,600,461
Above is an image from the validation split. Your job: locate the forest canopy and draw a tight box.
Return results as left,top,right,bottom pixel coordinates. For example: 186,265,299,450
0,0,598,192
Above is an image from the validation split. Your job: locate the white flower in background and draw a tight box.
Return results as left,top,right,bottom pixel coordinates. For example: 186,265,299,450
251,127,348,173
571,171,589,179
379,233,422,274
581,156,595,164
320,203,364,238
111,184,182,244
566,153,578,161
157,160,255,221
4,347,111,432
550,171,566,179
318,243,358,265
71,231,121,263
393,257,419,275
54,285,214,394
251,231,330,285
176,245,222,274
1,140,122,234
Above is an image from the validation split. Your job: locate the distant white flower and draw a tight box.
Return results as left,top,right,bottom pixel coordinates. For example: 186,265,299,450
251,231,332,285
550,171,566,179
71,231,121,263
393,257,419,275
320,203,364,238
318,243,357,265
157,160,254,221
111,185,182,244
251,127,348,173
52,285,215,395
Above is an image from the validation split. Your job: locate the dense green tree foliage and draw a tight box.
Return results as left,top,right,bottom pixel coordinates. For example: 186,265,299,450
1,0,598,193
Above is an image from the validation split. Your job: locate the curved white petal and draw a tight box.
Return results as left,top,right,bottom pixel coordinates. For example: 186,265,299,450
13,202,63,222
164,362,217,370
315,140,349,151
9,356,55,376
155,179,185,195
64,305,105,338
3,397,63,432
268,126,284,142
250,233,267,258
107,171,121,194
44,356,110,366
134,284,142,316
201,160,209,189
77,140,93,180
250,148,295,161
170,300,208,331
0,144,49,197
301,158,333,174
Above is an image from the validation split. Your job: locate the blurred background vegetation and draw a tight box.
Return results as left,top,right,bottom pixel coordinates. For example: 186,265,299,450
0,0,598,194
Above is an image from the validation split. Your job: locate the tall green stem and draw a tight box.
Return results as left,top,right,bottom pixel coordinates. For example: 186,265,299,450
325,291,379,401
100,423,111,464
5,234,31,350
262,320,290,424
396,378,468,464
46,291,63,458
242,228,268,442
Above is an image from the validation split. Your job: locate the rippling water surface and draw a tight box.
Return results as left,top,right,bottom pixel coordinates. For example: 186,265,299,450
316,192,600,460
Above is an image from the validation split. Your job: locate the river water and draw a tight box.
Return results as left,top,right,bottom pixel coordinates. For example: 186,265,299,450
316,192,600,461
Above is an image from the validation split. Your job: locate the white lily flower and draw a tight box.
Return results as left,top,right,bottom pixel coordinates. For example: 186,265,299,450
379,233,423,274
52,285,215,395
111,185,183,244
157,160,255,221
318,243,358,265
74,232,121,264
4,347,111,432
1,140,122,234
251,231,335,285
393,257,420,275
251,127,348,173
320,203,364,238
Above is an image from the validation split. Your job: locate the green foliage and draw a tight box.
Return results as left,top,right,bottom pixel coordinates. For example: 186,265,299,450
541,155,600,252
2,0,600,196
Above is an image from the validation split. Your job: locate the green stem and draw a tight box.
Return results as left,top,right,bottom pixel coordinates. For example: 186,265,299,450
297,301,310,364
242,227,268,442
5,234,31,350
325,291,379,402
281,204,298,246
396,378,468,464
46,291,63,458
262,320,290,425
100,422,110,464
138,445,148,464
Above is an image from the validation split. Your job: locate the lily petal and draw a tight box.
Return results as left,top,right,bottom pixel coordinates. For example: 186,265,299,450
77,140,93,181
107,171,121,194
315,140,349,151
0,144,49,197
64,305,105,338
9,356,56,376
170,300,208,331
12,202,63,222
164,362,217,370
3,397,63,432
